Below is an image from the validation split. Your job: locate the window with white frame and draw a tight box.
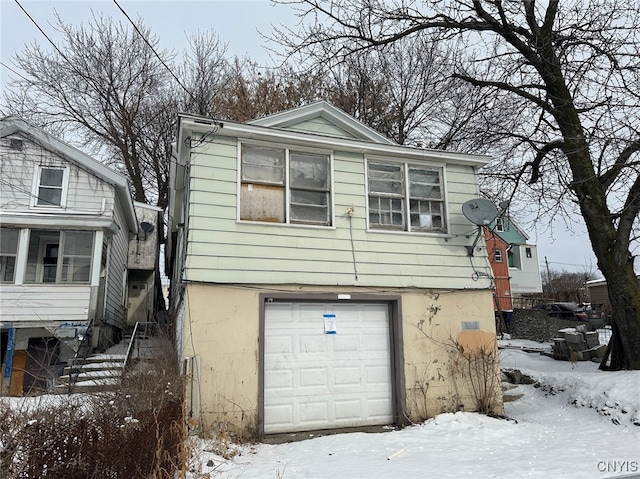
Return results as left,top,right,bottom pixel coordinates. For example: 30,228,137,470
494,249,503,262
0,228,19,283
367,160,446,233
495,217,504,232
24,230,93,284
33,166,67,207
239,143,331,226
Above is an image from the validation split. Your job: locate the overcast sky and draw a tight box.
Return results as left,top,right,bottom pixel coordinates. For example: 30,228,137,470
0,0,604,277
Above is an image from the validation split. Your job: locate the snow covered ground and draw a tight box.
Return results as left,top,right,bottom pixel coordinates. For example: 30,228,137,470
189,340,640,479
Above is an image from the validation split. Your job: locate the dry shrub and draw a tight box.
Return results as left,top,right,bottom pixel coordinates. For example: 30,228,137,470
453,339,503,415
1,337,186,479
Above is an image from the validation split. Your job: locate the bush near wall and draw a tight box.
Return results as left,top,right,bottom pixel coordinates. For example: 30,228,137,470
1,363,185,478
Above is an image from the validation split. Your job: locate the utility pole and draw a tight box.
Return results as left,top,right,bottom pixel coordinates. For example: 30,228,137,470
545,256,554,300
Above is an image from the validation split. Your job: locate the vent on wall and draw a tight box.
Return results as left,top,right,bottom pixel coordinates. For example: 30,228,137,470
2,138,24,151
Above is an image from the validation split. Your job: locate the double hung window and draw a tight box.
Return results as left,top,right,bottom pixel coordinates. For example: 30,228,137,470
240,143,331,226
33,166,67,207
367,161,446,233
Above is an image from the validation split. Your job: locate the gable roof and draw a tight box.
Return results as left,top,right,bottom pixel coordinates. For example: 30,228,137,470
492,214,531,244
248,101,395,145
177,112,490,170
0,116,137,232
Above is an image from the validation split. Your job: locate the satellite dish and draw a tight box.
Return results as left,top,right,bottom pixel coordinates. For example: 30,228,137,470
138,221,154,240
462,199,499,226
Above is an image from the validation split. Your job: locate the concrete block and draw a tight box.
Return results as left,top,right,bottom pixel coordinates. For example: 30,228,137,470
588,344,607,358
585,332,599,348
575,349,591,361
564,331,584,343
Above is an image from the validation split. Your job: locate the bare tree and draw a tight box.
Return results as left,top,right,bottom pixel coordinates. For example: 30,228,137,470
178,30,231,118
274,0,640,370
1,16,231,211
542,269,597,303
2,14,172,207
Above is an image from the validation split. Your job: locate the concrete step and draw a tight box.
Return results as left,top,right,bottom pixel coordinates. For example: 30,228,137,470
77,353,127,364
63,361,124,376
54,377,120,394
58,368,123,385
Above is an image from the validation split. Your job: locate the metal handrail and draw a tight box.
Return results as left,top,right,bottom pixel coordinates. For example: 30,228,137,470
124,321,141,369
67,317,95,390
124,321,156,368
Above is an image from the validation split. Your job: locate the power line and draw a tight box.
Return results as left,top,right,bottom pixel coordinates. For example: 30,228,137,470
13,0,77,72
0,60,30,83
13,0,110,101
541,260,596,268
111,0,198,105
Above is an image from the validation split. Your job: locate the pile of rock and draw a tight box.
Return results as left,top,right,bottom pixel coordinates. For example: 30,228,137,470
551,326,607,362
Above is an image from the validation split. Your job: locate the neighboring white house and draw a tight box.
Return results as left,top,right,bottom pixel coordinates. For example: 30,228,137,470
167,101,503,437
491,214,543,297
0,117,137,395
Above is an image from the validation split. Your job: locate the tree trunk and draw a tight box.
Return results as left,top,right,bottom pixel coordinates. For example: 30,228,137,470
601,264,640,370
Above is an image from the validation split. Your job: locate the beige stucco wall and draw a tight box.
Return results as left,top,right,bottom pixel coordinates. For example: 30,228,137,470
401,292,502,420
182,283,502,437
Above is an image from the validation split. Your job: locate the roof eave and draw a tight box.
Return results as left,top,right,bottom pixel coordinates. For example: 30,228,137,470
178,114,491,168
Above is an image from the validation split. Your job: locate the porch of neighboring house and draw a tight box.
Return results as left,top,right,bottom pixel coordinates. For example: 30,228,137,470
1,321,171,395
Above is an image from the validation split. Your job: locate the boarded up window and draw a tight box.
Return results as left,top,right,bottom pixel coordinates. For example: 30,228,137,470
241,145,285,222
240,144,331,226
240,183,285,223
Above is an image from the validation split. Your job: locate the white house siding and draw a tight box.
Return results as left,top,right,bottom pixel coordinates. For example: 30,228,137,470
182,136,490,290
0,133,33,209
0,285,91,329
509,244,543,294
102,195,130,331
0,133,116,213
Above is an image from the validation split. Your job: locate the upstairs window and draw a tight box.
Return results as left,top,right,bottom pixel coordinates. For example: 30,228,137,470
495,217,504,232
367,160,446,233
33,166,67,207
494,249,503,263
239,143,331,226
24,230,93,284
0,228,19,283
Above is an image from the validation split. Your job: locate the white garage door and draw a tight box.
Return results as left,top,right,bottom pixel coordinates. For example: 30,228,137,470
264,301,393,434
